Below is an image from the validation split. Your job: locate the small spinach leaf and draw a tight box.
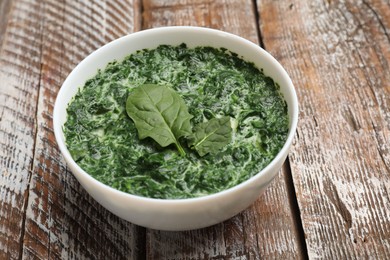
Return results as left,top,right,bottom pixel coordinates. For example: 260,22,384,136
126,84,193,156
189,116,232,156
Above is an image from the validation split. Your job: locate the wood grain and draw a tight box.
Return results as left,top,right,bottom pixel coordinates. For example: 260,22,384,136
0,0,42,258
257,0,390,258
0,0,12,46
143,0,259,43
143,0,304,258
0,0,143,259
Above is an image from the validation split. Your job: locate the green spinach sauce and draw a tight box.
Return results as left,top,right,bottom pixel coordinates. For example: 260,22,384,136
64,44,289,199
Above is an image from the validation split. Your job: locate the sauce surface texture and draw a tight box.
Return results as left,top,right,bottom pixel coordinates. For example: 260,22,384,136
64,44,289,199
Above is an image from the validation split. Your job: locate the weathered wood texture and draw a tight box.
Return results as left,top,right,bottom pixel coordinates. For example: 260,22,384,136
0,0,42,257
2,0,390,259
258,0,390,258
0,0,143,259
143,1,304,259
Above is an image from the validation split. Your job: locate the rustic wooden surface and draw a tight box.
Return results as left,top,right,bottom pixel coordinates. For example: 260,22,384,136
0,0,389,259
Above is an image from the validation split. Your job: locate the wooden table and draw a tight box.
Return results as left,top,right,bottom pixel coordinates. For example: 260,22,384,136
1,0,389,259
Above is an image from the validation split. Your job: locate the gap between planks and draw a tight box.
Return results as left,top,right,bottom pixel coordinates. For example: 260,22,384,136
283,159,309,260
252,0,265,49
130,1,148,259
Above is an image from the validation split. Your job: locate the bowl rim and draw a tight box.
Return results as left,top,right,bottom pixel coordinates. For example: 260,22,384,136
53,26,299,205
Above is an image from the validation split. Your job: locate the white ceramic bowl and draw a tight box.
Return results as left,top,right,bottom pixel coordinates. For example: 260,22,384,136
53,26,298,231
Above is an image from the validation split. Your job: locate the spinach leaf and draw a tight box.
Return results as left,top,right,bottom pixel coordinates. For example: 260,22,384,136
189,116,232,157
126,84,193,156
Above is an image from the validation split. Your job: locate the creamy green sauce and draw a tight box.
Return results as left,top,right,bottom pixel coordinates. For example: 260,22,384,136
64,44,289,199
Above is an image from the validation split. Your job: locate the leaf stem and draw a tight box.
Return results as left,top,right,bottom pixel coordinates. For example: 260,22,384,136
176,142,186,157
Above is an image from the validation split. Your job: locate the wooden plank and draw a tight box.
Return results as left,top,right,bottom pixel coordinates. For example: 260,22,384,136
143,0,304,258
23,0,143,258
142,0,259,43
257,0,390,258
0,0,43,258
0,0,143,259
